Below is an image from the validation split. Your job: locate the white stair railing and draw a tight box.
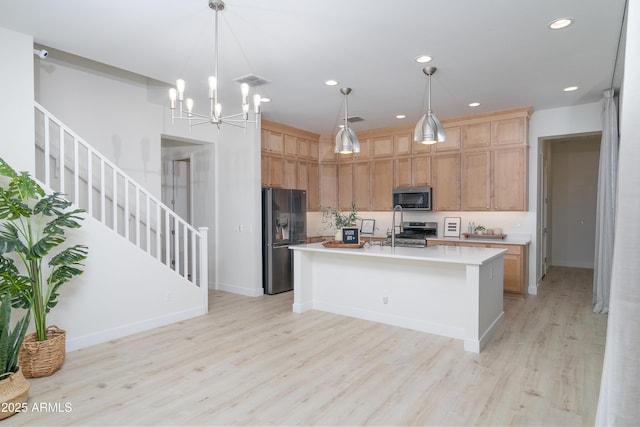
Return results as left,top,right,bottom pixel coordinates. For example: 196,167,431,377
33,102,208,304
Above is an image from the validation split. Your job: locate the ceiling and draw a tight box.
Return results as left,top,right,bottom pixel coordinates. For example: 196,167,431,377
0,0,627,136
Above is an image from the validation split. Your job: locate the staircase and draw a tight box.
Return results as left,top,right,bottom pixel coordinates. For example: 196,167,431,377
33,101,208,312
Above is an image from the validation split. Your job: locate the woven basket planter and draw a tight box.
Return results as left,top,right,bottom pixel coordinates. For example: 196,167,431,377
19,326,66,378
0,367,30,420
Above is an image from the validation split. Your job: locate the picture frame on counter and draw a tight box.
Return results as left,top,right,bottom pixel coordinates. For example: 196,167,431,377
360,219,375,235
444,217,461,237
342,227,360,244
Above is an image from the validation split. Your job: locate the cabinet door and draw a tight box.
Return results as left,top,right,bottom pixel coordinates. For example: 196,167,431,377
395,157,412,188
297,138,309,159
283,158,297,189
284,134,297,157
318,136,336,161
297,161,308,191
371,159,394,210
269,156,284,188
488,244,525,297
319,163,338,208
308,163,319,210
394,133,412,156
268,131,284,154
461,150,491,210
353,162,370,211
493,147,527,210
435,125,461,152
353,137,370,160
492,117,525,146
372,136,394,158
309,140,319,161
338,163,354,210
432,154,461,211
412,155,431,187
462,122,491,149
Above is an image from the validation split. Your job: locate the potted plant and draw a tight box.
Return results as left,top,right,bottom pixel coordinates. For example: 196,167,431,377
0,157,88,378
321,202,360,242
474,225,486,235
0,293,31,420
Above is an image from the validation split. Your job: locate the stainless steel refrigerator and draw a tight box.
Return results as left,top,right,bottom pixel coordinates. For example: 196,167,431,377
262,188,307,294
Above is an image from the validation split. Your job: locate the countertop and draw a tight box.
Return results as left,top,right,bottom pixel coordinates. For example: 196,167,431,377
290,242,506,266
428,234,531,245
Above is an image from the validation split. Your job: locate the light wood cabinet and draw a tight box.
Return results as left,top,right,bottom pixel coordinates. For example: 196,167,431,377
412,155,431,187
395,157,412,188
283,158,297,189
493,147,527,210
462,122,491,149
492,117,526,146
461,150,491,210
394,133,412,156
319,163,338,208
262,155,284,188
371,159,394,210
427,239,528,297
372,136,394,158
308,163,319,210
432,153,461,211
297,161,308,191
436,125,462,152
338,163,354,210
353,162,370,211
284,134,297,157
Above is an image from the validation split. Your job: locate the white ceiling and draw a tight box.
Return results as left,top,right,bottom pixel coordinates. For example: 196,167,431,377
0,0,627,135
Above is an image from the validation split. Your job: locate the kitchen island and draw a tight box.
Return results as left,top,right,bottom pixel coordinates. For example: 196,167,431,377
290,243,506,353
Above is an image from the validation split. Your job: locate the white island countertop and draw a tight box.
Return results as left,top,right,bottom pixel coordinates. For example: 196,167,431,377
430,234,531,245
291,242,506,266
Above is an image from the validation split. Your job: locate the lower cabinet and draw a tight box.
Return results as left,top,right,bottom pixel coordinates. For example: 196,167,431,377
427,240,528,297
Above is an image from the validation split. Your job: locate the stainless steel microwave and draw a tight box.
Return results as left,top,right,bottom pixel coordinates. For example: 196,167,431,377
392,187,432,211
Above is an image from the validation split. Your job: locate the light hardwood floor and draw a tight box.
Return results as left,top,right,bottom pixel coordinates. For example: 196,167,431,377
12,266,606,426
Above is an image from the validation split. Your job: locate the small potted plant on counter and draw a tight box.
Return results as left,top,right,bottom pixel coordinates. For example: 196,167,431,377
0,157,88,378
320,202,360,242
474,225,486,235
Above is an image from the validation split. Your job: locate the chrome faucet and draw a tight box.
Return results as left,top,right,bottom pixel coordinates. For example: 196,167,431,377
391,204,404,248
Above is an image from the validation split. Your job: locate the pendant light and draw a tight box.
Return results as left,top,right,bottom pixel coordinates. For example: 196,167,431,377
334,88,360,154
414,66,446,145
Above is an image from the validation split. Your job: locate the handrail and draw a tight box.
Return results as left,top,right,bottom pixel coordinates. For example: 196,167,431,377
33,101,208,304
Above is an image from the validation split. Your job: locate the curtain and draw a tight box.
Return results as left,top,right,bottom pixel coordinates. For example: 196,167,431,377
592,90,619,314
596,0,640,421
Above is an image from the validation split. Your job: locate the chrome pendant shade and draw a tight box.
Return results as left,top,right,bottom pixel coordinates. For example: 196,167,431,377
334,88,360,154
414,66,446,145
168,0,261,130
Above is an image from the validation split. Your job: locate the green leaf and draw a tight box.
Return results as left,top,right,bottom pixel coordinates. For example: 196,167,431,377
0,223,28,256
28,233,66,259
0,158,17,180
0,188,32,220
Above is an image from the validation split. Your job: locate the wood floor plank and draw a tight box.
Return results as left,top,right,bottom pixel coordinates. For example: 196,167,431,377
12,266,606,426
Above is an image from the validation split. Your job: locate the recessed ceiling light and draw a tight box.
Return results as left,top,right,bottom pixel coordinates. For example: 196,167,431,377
396,114,406,119
563,86,579,92
325,80,339,86
548,17,574,30
414,55,432,64
260,97,271,102
469,102,481,107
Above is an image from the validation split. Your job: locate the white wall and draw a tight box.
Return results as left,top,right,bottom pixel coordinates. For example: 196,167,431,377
550,138,600,268
51,214,206,351
529,102,603,291
0,27,34,173
34,48,165,199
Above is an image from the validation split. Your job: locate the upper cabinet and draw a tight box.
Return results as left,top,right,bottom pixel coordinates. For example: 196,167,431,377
262,107,531,212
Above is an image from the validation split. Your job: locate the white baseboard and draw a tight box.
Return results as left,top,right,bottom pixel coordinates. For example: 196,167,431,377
216,282,264,297
65,307,206,352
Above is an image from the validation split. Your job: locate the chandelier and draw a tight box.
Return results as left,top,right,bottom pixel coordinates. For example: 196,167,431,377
169,0,262,129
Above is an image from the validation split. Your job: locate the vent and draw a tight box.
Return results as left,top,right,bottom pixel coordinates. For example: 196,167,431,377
233,74,271,87
347,116,364,123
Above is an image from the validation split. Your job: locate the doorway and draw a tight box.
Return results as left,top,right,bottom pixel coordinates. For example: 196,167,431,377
538,132,601,280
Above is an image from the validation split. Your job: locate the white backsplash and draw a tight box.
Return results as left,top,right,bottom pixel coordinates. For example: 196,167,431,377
308,210,534,240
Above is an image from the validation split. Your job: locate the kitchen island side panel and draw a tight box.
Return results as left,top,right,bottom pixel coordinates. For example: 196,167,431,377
291,244,505,352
